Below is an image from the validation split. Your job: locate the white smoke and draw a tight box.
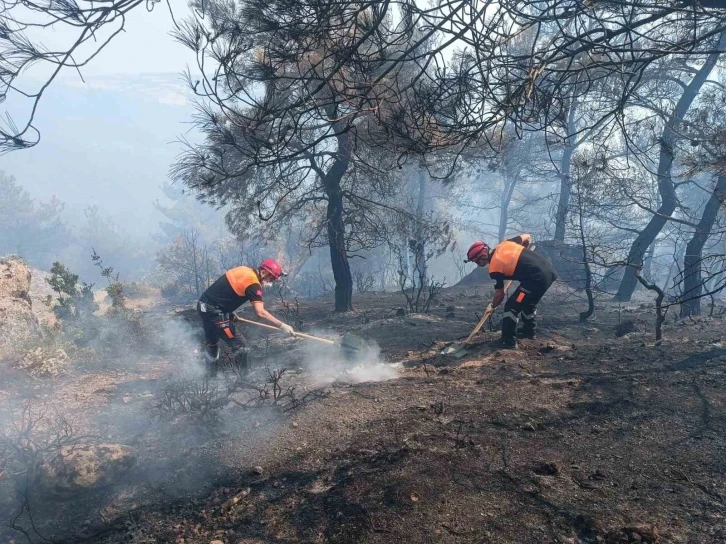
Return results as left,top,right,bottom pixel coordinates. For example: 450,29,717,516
300,331,399,386
149,314,206,377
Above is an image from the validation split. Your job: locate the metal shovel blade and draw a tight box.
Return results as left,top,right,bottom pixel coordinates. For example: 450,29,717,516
452,347,470,358
341,333,366,352
441,342,467,356
338,332,370,359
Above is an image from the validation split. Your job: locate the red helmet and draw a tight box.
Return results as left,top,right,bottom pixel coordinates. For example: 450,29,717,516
466,241,490,264
259,259,285,280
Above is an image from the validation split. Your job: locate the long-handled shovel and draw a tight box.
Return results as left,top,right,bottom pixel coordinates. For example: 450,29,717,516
232,314,367,357
440,278,514,358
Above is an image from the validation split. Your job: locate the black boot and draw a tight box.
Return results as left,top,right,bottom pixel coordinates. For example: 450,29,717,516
520,309,536,339
203,344,219,378
501,310,519,349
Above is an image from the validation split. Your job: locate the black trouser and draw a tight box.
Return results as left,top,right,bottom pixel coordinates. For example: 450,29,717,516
501,279,552,340
196,301,248,369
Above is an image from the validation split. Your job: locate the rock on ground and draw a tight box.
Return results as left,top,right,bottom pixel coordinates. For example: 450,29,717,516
16,345,70,377
28,266,57,327
36,444,138,496
607,524,660,543
0,257,40,360
615,319,639,337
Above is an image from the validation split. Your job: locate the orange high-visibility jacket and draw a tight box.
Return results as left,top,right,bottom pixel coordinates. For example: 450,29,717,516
488,234,531,277
200,266,264,313
225,266,261,296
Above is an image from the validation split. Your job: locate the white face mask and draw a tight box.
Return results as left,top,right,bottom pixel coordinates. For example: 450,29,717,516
263,281,273,288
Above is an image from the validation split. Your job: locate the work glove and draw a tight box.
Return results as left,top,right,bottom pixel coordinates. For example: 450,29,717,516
279,323,296,337
485,303,494,313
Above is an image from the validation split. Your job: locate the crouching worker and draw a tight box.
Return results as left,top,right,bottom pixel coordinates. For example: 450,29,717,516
197,259,296,374
466,235,557,349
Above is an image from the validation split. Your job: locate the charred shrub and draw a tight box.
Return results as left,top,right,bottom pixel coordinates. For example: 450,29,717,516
152,376,230,421
0,400,90,482
354,271,375,293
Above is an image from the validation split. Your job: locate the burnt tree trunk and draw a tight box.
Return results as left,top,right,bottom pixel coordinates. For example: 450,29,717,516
636,272,667,345
186,229,202,297
616,34,725,301
413,168,428,282
323,131,353,312
663,242,684,294
554,97,578,243
680,175,726,316
643,241,656,280
576,178,595,322
499,173,518,242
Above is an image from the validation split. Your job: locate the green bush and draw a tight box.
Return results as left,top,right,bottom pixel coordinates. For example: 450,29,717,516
45,261,97,321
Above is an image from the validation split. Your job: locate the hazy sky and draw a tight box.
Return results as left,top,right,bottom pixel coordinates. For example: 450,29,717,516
0,2,201,235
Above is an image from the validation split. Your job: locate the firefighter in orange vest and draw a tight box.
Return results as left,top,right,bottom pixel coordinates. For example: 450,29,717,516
466,235,557,349
197,259,295,373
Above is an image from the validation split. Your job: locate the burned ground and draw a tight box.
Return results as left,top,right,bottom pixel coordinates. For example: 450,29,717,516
1,285,725,543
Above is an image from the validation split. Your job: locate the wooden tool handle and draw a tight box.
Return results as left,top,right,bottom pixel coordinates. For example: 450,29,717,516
291,331,336,345
464,278,513,344
233,315,281,332
233,314,336,345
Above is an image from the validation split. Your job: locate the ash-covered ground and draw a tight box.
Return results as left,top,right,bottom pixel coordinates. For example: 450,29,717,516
1,284,724,544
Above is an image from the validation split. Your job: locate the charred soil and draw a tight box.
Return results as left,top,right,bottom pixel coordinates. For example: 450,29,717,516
1,285,725,543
